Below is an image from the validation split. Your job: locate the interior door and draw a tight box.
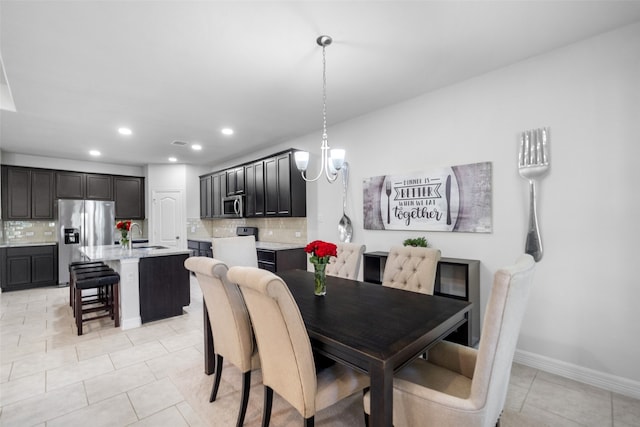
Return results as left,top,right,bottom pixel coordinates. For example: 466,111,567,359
152,190,184,249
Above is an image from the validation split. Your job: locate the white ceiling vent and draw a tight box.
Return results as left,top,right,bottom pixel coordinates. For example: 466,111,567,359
171,140,188,147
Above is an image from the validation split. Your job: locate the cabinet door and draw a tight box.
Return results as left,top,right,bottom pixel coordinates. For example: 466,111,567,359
56,171,85,199
200,176,212,218
114,176,145,219
86,174,113,200
276,154,292,215
226,167,245,196
31,169,54,219
31,253,55,284
264,157,278,215
211,173,222,217
7,255,31,286
1,166,31,219
244,161,264,217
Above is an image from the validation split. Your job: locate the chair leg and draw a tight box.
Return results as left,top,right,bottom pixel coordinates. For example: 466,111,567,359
304,416,314,427
236,371,251,427
113,282,120,327
262,386,273,427
75,285,83,335
210,354,224,402
363,387,370,427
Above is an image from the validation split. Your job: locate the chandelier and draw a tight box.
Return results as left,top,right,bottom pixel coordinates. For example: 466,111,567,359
294,35,345,183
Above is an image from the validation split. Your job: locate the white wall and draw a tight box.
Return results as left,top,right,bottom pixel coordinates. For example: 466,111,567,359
217,23,640,387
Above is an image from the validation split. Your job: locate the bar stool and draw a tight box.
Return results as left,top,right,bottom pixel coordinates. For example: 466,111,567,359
68,261,108,311
73,269,120,335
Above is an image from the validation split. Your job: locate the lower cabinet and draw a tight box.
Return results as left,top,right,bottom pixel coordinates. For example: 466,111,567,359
362,252,480,347
187,240,212,258
257,248,306,273
138,254,190,323
1,244,58,291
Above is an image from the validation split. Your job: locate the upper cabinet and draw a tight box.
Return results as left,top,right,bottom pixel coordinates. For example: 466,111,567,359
1,166,54,220
55,171,113,200
264,151,306,217
113,176,145,219
226,167,244,196
199,149,306,219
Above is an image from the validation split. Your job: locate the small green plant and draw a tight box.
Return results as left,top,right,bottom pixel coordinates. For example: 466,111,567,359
403,236,428,247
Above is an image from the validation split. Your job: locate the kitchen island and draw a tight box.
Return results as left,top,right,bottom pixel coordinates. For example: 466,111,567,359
79,244,191,329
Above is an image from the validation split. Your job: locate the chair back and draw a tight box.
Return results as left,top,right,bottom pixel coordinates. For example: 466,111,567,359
212,235,258,267
228,266,317,417
326,242,366,279
470,254,536,421
184,257,257,372
382,246,441,294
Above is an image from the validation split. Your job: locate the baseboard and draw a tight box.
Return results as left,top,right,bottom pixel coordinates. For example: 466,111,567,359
514,349,640,399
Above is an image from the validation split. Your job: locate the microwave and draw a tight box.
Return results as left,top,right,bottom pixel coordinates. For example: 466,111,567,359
222,195,244,218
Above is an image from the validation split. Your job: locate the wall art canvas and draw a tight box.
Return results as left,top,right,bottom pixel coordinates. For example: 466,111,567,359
363,162,492,233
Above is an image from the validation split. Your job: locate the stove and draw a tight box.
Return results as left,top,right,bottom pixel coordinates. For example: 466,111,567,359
236,226,259,240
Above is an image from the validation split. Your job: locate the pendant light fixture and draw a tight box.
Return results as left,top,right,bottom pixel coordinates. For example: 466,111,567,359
294,35,345,183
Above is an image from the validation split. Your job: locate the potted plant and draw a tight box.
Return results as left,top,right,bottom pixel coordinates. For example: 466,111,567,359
403,236,429,247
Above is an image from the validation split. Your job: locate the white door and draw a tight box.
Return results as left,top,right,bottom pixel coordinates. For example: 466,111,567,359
152,190,185,249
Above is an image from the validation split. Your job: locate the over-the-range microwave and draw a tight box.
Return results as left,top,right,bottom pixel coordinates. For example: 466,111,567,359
222,195,244,218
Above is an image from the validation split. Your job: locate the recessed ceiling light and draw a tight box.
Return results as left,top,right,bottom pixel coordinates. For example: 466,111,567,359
118,127,132,135
191,144,202,151
89,150,101,156
168,157,177,162
221,128,234,136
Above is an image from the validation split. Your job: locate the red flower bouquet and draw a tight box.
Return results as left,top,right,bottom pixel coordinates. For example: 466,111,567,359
116,220,131,231
304,240,338,264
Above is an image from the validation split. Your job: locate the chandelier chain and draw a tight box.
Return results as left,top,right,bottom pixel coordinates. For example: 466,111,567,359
322,43,328,142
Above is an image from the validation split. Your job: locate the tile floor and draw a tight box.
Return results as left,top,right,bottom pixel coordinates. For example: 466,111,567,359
1,279,639,426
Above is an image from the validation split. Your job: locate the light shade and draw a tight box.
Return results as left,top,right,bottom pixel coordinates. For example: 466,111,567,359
294,151,310,171
329,149,345,170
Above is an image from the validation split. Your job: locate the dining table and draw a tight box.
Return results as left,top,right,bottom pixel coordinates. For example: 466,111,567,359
202,269,472,427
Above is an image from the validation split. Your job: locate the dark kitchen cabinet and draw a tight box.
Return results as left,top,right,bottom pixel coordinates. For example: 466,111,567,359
362,252,480,347
56,171,113,201
264,151,306,217
55,171,85,199
211,172,225,218
200,175,212,218
1,166,54,220
244,160,265,217
113,176,145,219
1,244,58,291
138,254,190,323
257,247,306,273
85,174,113,200
226,167,244,196
187,239,212,258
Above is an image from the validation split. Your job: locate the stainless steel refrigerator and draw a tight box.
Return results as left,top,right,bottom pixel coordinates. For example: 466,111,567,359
57,199,116,285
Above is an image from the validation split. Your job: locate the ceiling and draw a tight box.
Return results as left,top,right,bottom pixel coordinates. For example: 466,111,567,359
2,1,640,167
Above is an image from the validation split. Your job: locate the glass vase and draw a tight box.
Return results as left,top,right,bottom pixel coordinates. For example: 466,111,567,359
120,232,129,248
313,262,327,296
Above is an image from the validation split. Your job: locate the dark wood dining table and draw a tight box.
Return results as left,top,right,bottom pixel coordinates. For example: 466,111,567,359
203,269,471,427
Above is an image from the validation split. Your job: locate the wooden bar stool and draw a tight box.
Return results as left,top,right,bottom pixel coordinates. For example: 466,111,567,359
68,261,108,311
69,261,105,305
73,269,120,335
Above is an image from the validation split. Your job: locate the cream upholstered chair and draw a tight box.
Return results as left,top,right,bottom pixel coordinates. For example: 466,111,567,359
326,242,366,280
184,257,260,427
364,254,536,427
212,235,258,267
381,246,441,294
227,266,370,427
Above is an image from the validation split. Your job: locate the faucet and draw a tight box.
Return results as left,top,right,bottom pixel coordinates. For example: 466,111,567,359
128,222,142,250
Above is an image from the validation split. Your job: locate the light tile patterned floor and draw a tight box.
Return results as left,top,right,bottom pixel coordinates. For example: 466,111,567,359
1,279,639,426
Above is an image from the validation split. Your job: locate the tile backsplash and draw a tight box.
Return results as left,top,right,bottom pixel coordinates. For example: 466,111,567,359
2,220,58,244
187,217,307,245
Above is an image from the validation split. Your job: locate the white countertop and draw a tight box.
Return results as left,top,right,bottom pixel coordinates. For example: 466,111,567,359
79,244,191,262
0,242,57,248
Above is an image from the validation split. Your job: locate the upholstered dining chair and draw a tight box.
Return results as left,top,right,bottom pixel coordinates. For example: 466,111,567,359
212,235,258,267
326,242,366,280
184,257,260,427
381,246,441,294
363,254,536,427
228,266,371,427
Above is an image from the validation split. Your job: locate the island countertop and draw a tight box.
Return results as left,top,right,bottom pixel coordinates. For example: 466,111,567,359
79,244,191,262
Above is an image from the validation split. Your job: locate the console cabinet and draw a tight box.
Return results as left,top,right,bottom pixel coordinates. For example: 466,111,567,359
362,252,480,347
257,247,306,273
